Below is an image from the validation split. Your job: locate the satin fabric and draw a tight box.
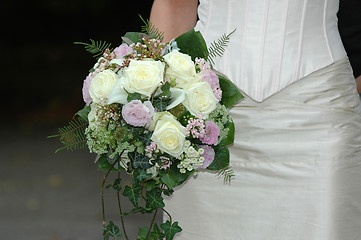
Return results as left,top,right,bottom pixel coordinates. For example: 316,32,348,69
195,0,346,102
164,58,361,240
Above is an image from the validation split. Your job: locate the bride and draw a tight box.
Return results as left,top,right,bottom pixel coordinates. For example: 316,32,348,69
150,0,361,239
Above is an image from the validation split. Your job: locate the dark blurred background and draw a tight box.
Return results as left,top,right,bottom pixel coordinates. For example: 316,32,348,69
0,0,360,240
0,1,155,240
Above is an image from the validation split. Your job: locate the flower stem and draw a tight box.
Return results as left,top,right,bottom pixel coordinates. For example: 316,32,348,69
117,169,129,240
101,160,118,226
161,207,172,224
145,208,158,240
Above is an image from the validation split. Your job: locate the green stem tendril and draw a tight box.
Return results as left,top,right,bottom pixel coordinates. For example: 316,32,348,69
117,167,129,240
101,159,118,226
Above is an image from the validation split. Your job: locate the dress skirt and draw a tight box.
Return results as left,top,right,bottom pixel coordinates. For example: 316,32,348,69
164,57,361,240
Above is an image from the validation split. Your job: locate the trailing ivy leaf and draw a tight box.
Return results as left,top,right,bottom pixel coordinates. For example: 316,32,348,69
162,188,174,197
207,144,230,171
124,206,153,215
219,119,235,146
97,155,118,172
127,92,142,102
160,221,182,240
146,189,165,210
123,185,142,207
77,105,91,121
150,223,165,240
160,173,178,189
175,29,209,61
132,130,153,147
218,74,244,108
137,226,149,240
143,179,157,191
106,178,122,192
129,152,152,169
103,221,122,240
133,168,152,182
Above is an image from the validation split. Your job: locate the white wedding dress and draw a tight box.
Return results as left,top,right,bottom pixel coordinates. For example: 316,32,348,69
164,0,361,239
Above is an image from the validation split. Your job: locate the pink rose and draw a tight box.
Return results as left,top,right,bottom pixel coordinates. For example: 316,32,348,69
199,120,220,145
199,67,222,101
199,145,215,169
82,75,93,106
113,43,133,59
122,100,155,127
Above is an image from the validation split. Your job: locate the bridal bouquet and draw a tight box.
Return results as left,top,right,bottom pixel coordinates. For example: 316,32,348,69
51,20,242,240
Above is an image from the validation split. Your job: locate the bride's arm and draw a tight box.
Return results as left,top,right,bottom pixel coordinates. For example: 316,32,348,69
356,76,361,94
150,0,198,42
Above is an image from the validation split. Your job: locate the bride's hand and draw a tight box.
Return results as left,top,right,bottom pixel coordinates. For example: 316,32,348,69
357,75,361,94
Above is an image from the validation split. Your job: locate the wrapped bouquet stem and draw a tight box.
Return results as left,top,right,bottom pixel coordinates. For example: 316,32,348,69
50,19,243,240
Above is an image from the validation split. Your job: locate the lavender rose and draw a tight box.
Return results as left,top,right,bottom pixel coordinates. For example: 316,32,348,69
122,100,155,127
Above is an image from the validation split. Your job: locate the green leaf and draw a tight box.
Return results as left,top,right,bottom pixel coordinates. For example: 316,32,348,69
77,105,91,121
123,32,142,44
160,173,178,189
146,189,165,210
219,119,235,146
103,221,122,240
133,168,152,182
160,221,182,240
97,155,118,172
123,185,142,207
129,152,152,169
218,74,244,108
207,144,230,171
106,178,122,192
127,92,142,102
124,206,152,215
137,226,149,240
175,29,209,61
149,223,165,240
153,97,172,112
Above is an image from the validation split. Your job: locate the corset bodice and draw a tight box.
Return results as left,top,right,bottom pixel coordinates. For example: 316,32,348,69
195,0,347,102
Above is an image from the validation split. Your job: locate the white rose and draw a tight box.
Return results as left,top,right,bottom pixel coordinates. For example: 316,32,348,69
89,69,118,103
121,59,165,97
164,50,196,88
182,81,218,119
150,112,187,158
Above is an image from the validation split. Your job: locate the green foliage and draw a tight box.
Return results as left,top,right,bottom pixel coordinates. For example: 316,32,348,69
146,189,165,210
122,184,142,207
217,166,235,184
175,29,209,61
160,221,182,240
74,39,112,58
106,178,122,192
218,74,244,108
103,221,123,240
137,226,149,240
123,32,142,44
140,15,164,41
207,144,230,171
207,29,236,65
130,152,152,170
219,119,235,146
149,223,166,240
49,116,88,153
77,105,91,121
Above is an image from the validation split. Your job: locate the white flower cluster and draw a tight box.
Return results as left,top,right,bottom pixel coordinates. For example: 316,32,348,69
177,141,205,173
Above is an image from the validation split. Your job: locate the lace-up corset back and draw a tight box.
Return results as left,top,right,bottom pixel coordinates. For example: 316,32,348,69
195,0,346,102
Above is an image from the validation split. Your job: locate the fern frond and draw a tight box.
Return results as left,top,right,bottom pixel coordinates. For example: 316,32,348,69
207,29,236,65
216,166,235,184
74,39,112,58
49,117,88,153
139,15,164,41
